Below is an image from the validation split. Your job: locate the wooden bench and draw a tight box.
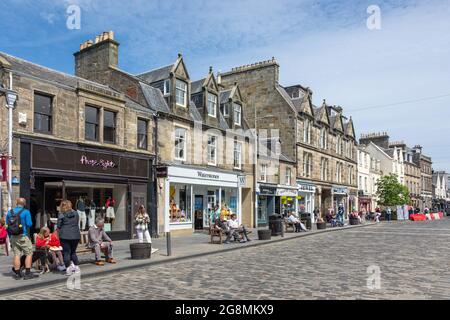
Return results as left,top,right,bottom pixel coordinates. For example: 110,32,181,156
284,219,295,232
210,226,252,244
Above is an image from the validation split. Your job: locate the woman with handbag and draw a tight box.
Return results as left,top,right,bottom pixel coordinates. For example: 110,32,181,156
135,205,158,254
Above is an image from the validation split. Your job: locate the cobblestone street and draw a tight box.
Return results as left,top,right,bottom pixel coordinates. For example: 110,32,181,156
3,220,450,300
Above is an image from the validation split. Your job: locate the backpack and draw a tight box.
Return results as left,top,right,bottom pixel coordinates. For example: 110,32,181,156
7,208,25,236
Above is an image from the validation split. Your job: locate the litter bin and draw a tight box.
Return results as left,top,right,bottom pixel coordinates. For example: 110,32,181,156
130,243,152,260
258,229,271,240
300,213,312,230
268,214,283,236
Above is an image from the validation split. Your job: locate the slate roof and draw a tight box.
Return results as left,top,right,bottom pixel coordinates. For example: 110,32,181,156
220,89,232,104
136,64,173,84
0,51,111,91
191,79,204,95
124,96,155,115
139,82,170,113
189,100,203,122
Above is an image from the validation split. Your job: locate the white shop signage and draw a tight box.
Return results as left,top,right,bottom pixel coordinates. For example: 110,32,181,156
167,166,238,187
276,188,298,197
297,182,316,193
332,186,348,195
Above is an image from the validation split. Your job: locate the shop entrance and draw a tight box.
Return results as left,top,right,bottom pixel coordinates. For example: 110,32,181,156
194,195,204,230
38,180,128,234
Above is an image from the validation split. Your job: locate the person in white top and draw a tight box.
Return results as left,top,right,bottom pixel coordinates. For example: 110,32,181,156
288,213,307,232
224,214,251,244
135,205,158,254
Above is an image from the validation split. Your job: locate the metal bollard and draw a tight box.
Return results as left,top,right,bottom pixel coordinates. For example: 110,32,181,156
166,232,172,256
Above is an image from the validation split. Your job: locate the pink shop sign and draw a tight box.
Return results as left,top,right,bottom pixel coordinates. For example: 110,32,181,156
80,155,117,170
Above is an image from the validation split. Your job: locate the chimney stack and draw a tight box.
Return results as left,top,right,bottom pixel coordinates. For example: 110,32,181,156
74,31,119,81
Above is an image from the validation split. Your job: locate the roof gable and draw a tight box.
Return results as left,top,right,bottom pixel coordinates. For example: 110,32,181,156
172,55,189,80
345,117,356,139
333,113,344,132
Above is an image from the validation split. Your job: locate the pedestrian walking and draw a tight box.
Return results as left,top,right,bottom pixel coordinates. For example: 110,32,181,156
386,207,392,222
57,200,81,276
6,198,36,280
134,205,158,254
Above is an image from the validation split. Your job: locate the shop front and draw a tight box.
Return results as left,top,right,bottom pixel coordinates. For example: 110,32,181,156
164,166,242,233
332,186,348,219
256,184,277,227
20,140,154,240
358,191,372,213
297,181,316,222
276,186,298,217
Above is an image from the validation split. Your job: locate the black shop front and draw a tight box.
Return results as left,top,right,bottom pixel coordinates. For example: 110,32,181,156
20,140,156,240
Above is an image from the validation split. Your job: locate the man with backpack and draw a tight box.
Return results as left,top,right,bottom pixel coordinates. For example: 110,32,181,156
5,198,36,280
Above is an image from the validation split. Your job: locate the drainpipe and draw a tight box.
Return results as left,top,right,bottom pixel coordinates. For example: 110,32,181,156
7,72,13,211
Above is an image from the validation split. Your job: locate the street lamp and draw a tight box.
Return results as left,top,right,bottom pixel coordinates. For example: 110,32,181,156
0,82,18,212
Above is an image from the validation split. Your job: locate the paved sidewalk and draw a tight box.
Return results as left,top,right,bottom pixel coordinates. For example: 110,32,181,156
0,222,377,296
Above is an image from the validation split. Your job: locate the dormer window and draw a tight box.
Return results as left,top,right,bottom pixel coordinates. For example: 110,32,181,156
207,93,217,118
221,104,229,117
163,79,171,96
233,103,241,126
175,79,187,107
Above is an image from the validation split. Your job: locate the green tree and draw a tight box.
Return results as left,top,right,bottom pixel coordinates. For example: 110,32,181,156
376,174,411,207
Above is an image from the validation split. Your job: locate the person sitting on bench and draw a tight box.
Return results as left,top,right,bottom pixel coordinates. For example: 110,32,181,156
88,218,116,266
224,214,251,244
288,213,307,232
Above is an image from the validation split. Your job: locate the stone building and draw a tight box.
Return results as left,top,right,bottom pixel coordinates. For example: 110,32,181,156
411,145,433,210
432,171,448,211
360,133,405,186
357,145,377,212
256,138,297,227
0,45,156,240
393,142,421,209
74,32,255,235
220,59,358,221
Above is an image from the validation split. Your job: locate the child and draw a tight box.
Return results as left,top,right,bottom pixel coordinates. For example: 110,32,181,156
0,218,8,250
35,227,66,272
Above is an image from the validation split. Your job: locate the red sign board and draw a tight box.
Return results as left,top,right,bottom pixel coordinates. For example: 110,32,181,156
0,157,7,182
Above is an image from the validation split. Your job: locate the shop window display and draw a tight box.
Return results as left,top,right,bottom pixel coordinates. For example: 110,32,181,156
43,181,127,232
169,184,192,223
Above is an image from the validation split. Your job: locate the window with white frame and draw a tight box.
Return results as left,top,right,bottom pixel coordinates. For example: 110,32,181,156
233,103,241,126
163,79,171,96
364,177,368,192
260,164,268,182
207,135,217,165
285,167,291,185
359,176,362,189
221,103,229,117
336,136,341,154
321,158,329,181
303,119,311,144
348,166,353,184
303,152,312,177
174,127,187,160
207,93,217,117
233,141,242,169
320,128,327,149
175,79,187,107
336,162,343,183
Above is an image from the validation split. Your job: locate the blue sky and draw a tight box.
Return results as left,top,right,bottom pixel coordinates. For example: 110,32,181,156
1,0,449,171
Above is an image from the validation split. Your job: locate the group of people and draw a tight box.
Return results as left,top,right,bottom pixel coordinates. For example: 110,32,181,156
2,198,119,279
213,213,251,244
